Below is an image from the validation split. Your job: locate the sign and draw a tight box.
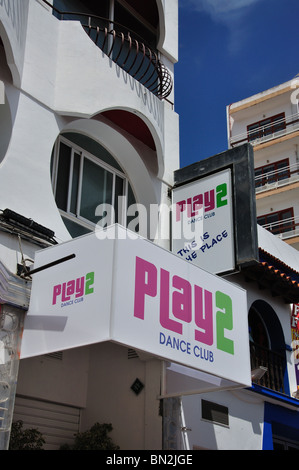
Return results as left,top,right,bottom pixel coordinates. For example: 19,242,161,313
291,304,299,389
21,225,251,389
172,169,235,274
173,145,259,272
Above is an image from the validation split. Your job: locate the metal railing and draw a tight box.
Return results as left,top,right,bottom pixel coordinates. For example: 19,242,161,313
250,342,286,394
255,161,299,193
42,0,173,99
259,215,299,240
230,112,299,147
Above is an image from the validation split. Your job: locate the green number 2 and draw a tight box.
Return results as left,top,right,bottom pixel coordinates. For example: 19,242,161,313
216,291,234,355
216,183,228,208
85,272,95,295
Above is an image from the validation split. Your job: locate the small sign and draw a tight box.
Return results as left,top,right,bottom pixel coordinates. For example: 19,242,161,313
172,169,235,274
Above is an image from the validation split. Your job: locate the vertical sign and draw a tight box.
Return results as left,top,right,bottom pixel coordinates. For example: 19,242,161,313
291,304,299,390
172,169,235,275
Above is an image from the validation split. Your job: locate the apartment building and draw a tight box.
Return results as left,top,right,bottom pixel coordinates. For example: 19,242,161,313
227,77,299,250
221,77,299,449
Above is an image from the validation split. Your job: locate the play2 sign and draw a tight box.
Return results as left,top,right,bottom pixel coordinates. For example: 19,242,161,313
21,226,251,389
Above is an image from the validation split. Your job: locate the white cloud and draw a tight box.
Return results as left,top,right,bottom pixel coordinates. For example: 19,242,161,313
182,0,261,18
181,0,264,54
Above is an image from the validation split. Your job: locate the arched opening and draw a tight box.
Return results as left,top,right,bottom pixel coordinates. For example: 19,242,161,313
249,300,288,394
99,109,160,178
51,131,137,238
101,110,156,151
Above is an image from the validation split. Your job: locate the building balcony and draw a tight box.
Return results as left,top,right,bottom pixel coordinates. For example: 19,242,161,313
250,342,286,394
42,0,173,100
255,161,299,194
230,112,299,147
259,215,299,240
258,215,299,245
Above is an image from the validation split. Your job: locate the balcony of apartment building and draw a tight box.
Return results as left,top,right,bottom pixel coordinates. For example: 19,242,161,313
254,158,299,244
41,0,172,100
257,208,299,245
230,111,299,148
255,158,299,195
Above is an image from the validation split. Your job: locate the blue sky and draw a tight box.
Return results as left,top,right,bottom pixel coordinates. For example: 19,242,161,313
175,0,299,168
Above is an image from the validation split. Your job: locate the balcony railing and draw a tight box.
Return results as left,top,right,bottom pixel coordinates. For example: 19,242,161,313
230,112,299,147
260,215,299,240
250,342,286,394
255,161,299,193
42,0,173,100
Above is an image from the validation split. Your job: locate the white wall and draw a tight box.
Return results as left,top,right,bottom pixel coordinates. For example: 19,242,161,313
182,389,265,450
0,0,180,254
0,0,29,86
17,342,163,450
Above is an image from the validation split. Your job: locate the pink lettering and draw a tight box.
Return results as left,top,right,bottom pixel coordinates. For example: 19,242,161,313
176,200,185,222
194,287,213,345
160,269,182,334
75,277,84,298
134,257,157,319
61,283,70,302
193,194,203,214
133,257,216,346
52,285,61,305
66,280,75,297
172,276,192,323
204,190,215,212
52,272,95,305
186,198,195,218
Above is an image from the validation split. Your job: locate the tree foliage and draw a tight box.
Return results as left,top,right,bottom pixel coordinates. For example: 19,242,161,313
9,420,45,450
60,422,119,450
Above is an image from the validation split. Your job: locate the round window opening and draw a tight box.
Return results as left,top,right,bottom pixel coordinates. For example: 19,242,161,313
51,132,137,238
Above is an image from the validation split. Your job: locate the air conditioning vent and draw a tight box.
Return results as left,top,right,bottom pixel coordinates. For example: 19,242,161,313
45,351,63,361
128,348,139,359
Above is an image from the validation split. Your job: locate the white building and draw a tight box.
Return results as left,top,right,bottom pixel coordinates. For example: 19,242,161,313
227,77,299,250
0,0,179,450
1,0,299,452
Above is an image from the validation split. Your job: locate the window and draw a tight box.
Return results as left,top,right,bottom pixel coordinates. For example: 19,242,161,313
255,159,289,188
201,400,229,427
257,208,294,236
51,133,136,237
247,113,285,142
249,301,287,393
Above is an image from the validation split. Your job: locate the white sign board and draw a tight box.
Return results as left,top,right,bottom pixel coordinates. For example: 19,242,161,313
172,169,235,274
22,226,251,389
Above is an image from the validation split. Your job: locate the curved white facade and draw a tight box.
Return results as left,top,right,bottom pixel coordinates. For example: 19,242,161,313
0,0,179,450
